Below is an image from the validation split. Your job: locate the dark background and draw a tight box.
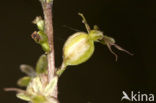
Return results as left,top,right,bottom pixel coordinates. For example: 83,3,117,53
0,0,156,103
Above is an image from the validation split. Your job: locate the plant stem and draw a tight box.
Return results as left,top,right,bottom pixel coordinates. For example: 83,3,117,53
41,1,55,81
41,1,58,98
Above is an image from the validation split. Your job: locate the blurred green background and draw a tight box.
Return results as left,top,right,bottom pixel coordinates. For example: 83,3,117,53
0,0,156,103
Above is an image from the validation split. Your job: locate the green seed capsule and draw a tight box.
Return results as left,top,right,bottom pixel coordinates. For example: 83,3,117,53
57,13,133,76
63,32,94,66
63,30,104,66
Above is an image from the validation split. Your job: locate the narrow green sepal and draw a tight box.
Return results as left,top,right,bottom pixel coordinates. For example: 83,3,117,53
44,76,58,96
32,95,46,103
36,54,48,74
17,76,31,87
16,92,31,101
20,64,36,77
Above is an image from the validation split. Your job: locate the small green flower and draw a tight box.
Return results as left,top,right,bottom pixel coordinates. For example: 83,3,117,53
17,64,36,87
6,54,57,103
19,75,58,103
17,54,48,87
6,75,58,103
32,17,50,52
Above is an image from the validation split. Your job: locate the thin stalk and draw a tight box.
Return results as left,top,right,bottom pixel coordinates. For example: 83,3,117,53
41,2,55,82
40,1,57,98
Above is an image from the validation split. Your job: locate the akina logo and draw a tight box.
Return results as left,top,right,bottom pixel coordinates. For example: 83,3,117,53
121,91,154,102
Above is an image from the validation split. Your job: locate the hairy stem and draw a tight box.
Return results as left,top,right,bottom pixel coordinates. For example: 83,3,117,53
41,1,58,98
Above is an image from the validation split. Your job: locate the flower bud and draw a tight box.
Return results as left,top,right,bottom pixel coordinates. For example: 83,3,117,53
63,32,94,66
31,31,50,52
33,16,45,31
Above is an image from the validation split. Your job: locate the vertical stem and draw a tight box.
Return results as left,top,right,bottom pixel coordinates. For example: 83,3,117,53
41,1,58,98
42,2,55,81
